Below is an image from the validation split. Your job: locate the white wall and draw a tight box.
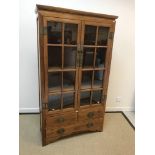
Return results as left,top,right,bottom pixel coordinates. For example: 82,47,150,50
19,0,134,112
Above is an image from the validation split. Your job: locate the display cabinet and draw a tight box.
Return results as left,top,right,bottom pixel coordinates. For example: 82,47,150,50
36,4,118,146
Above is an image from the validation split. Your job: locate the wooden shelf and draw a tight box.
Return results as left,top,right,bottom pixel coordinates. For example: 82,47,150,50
83,45,108,48
64,44,77,47
48,43,62,46
80,87,103,92
48,67,76,72
82,67,106,71
47,44,78,47
48,89,76,95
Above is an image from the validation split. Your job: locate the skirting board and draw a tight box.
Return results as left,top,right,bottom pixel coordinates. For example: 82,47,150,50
19,108,39,113
106,107,134,112
19,107,134,113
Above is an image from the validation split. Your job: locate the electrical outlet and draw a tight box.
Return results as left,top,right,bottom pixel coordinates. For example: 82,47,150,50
116,96,121,102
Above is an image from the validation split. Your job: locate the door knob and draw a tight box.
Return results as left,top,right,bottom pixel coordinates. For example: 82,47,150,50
87,112,95,118
87,122,94,128
57,128,65,134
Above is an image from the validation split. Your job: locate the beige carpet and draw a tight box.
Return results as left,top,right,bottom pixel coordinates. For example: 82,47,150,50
19,113,135,155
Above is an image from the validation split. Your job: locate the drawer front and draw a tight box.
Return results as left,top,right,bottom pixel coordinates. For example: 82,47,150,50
46,118,103,144
75,118,103,132
78,106,104,121
46,125,75,143
46,111,76,128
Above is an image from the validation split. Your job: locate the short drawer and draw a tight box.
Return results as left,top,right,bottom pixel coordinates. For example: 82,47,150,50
46,111,76,128
78,106,104,121
75,118,103,132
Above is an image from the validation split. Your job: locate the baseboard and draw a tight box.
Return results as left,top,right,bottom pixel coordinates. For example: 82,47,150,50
19,108,39,113
19,107,134,113
105,106,134,112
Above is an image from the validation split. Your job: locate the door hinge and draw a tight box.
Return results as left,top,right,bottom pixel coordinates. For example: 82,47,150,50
40,27,47,35
109,32,114,40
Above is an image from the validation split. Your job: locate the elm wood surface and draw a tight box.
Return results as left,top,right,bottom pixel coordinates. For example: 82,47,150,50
37,4,117,146
46,118,104,144
36,4,118,19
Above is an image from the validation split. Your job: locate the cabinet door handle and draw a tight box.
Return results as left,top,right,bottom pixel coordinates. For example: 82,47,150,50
87,112,95,118
57,128,65,134
87,122,94,128
56,117,65,123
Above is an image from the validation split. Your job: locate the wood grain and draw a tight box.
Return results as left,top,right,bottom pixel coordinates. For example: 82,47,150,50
37,4,117,145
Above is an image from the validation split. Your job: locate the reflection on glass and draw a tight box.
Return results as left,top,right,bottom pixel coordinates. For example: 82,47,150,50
64,23,78,45
48,46,62,68
83,48,95,68
63,71,75,89
95,48,106,68
63,93,74,108
97,27,109,45
84,25,97,45
64,47,76,68
47,21,62,44
94,70,104,87
80,91,91,106
48,72,62,90
81,71,93,88
48,94,61,110
92,90,102,104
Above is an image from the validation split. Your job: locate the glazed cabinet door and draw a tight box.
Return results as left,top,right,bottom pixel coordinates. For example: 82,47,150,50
78,21,114,109
43,17,81,113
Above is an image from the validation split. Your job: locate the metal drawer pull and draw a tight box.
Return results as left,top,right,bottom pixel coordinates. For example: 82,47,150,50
57,128,65,134
87,122,94,128
87,112,94,118
57,117,65,123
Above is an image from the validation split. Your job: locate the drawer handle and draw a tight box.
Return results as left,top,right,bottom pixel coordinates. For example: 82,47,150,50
87,112,94,118
57,128,65,134
57,117,65,123
87,122,94,128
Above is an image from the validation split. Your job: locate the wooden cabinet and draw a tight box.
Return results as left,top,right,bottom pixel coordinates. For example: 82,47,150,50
36,4,118,146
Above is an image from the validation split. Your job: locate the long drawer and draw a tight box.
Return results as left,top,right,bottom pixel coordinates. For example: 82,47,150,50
46,118,103,144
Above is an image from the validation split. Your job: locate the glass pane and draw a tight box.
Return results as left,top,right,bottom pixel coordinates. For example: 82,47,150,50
48,72,62,90
64,23,78,45
97,27,109,46
47,21,62,44
83,48,95,68
63,71,75,89
64,47,77,68
84,25,97,45
81,71,93,89
48,46,62,68
92,90,102,104
80,91,91,106
94,70,104,87
95,48,106,68
63,92,74,109
48,94,61,110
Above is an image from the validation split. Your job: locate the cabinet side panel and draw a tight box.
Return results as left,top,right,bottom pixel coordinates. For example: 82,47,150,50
103,21,116,104
37,13,46,146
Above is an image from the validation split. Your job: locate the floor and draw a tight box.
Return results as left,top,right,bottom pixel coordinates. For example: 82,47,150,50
19,113,135,155
123,111,135,127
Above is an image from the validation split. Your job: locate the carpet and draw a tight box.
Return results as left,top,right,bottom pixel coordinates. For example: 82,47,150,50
19,113,135,155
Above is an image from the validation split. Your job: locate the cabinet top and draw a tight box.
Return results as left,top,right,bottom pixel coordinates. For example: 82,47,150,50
36,4,118,20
